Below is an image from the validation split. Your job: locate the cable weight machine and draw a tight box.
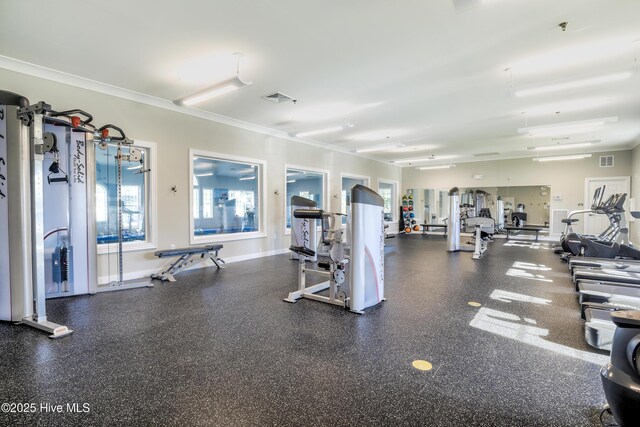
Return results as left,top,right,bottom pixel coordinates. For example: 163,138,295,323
0,89,150,337
94,125,151,290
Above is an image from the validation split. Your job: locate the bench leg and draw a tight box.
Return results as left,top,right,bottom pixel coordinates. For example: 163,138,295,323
209,250,226,269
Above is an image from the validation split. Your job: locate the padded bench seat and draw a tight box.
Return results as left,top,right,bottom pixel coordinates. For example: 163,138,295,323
420,224,448,236
151,244,225,282
503,226,542,241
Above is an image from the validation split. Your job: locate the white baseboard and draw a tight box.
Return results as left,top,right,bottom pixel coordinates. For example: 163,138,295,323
223,248,290,264
98,268,157,286
97,248,290,285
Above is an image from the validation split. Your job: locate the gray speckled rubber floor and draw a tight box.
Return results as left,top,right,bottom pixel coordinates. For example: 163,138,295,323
0,236,609,426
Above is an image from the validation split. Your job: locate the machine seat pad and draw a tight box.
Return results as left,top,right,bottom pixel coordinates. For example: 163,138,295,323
503,226,542,231
155,244,223,258
289,245,316,257
561,218,580,224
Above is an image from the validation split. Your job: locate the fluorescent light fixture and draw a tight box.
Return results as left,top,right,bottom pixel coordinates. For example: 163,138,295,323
239,176,256,181
532,154,592,162
417,164,455,170
355,143,404,153
294,126,345,138
515,72,631,97
508,39,637,76
522,98,612,116
289,102,382,122
518,117,617,137
195,172,214,177
529,141,599,151
393,157,435,164
127,164,143,170
174,75,250,106
286,180,296,183
351,129,406,141
390,144,437,153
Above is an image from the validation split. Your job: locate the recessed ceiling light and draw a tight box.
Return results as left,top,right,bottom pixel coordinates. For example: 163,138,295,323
239,176,256,181
195,172,214,177
532,154,592,162
515,72,631,97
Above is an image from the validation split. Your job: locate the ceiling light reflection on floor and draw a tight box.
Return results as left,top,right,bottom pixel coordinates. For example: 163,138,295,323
512,261,552,271
490,289,551,305
506,268,553,283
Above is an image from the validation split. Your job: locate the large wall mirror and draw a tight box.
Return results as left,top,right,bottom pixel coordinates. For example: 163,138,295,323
407,185,551,227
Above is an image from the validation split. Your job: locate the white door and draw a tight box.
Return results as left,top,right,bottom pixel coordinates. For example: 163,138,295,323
584,177,630,236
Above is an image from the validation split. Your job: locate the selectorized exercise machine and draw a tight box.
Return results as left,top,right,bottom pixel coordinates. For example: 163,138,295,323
0,90,146,337
290,195,318,262
285,185,385,314
447,187,492,260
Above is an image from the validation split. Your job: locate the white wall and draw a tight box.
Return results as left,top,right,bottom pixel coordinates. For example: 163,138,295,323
0,69,402,281
402,153,632,235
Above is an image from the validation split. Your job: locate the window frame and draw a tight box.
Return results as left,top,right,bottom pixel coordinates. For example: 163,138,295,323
378,178,399,224
283,164,330,236
97,140,157,254
340,173,370,226
189,149,267,244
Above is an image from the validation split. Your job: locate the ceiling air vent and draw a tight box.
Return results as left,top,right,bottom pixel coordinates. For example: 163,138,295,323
599,155,614,168
262,92,295,103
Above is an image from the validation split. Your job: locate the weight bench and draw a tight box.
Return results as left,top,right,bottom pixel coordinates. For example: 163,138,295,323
420,223,448,236
151,244,225,282
503,226,542,241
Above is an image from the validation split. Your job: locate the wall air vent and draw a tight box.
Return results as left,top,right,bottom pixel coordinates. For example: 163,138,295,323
599,155,614,168
262,92,295,103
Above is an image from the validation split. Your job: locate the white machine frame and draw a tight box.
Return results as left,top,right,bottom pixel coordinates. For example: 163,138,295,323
447,187,491,260
285,186,385,314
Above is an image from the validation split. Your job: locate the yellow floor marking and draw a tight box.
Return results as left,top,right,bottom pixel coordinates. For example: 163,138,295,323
412,360,433,371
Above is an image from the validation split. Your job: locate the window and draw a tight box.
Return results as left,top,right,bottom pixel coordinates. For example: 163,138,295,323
96,184,108,222
193,187,200,219
202,188,213,218
95,141,156,251
341,175,369,224
285,167,326,229
191,151,265,242
378,180,397,223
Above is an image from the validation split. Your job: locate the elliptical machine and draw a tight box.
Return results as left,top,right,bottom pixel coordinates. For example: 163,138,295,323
601,310,640,426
